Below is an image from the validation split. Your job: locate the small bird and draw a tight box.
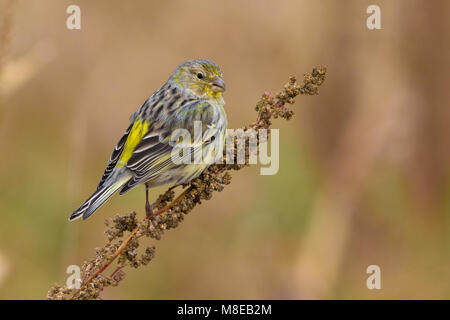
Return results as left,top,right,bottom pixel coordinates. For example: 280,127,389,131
70,59,227,221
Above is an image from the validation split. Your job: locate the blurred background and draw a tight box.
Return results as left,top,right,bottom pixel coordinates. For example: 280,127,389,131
0,0,449,299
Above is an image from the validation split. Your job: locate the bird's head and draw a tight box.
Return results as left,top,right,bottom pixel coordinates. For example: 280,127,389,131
170,59,226,100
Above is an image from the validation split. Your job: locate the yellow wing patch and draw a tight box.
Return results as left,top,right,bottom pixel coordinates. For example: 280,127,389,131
116,119,150,168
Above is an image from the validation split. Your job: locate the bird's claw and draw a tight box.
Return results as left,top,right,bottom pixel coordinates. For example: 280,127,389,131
146,202,160,228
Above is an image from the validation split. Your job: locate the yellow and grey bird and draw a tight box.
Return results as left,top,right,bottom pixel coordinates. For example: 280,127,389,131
70,59,227,221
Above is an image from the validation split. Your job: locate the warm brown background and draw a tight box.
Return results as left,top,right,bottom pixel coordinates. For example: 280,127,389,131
0,0,449,299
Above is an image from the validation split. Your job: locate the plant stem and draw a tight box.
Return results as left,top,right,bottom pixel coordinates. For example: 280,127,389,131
71,186,193,299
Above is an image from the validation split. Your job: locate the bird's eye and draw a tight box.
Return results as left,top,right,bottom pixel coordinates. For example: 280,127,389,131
197,73,204,79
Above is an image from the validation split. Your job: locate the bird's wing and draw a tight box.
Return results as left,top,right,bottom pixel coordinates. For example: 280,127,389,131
95,93,160,190
119,100,222,194
96,122,133,190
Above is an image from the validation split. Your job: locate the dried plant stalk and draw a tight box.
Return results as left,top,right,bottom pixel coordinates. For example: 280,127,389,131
47,66,327,300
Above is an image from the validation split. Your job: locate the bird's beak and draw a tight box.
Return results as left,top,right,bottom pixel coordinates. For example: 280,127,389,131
210,77,226,92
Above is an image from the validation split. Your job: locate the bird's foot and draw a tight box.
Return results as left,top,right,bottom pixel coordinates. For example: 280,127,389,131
146,201,160,228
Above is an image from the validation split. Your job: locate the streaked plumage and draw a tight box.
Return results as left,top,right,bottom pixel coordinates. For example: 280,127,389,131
70,59,227,221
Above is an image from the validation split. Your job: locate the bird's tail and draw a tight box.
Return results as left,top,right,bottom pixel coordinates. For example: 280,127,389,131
69,175,131,221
